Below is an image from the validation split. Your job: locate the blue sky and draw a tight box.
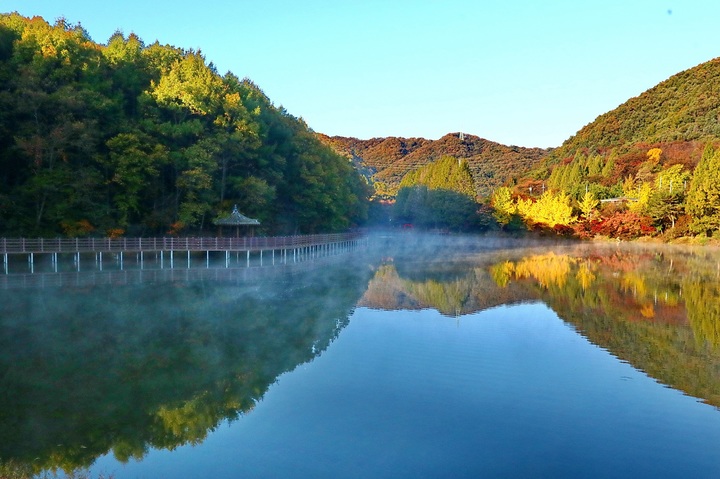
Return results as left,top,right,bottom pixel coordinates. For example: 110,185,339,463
3,1,720,147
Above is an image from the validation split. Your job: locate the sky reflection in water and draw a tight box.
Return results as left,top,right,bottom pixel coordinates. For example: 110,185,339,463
3,240,720,478
96,303,720,478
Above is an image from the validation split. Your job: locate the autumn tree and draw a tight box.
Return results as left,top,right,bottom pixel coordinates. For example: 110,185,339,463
516,190,575,227
578,191,599,219
491,186,516,228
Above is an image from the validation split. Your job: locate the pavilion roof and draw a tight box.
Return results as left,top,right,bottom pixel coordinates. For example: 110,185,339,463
213,205,260,226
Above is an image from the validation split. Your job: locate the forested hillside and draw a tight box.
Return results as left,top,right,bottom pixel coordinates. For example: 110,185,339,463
0,13,370,236
392,155,486,230
550,58,720,158
320,133,549,198
498,57,720,241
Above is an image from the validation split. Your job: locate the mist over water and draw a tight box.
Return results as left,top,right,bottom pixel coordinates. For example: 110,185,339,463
2,233,720,478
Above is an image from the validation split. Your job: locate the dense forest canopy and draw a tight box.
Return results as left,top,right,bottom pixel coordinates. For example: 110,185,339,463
0,13,370,236
392,155,488,231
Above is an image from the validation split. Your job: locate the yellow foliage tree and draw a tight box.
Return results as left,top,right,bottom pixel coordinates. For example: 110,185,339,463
647,147,662,163
622,175,637,197
578,191,599,219
491,186,516,226
628,182,653,214
516,190,575,227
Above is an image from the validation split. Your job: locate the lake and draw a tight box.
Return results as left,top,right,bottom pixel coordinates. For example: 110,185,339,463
2,234,720,478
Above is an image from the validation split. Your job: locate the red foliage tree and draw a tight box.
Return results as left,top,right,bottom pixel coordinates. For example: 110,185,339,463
589,211,656,240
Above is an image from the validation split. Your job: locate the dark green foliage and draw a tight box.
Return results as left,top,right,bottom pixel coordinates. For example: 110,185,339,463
0,14,369,236
393,155,484,231
0,259,374,473
394,186,481,231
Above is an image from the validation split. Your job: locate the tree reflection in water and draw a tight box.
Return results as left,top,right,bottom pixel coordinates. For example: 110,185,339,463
3,237,720,478
360,243,720,407
0,259,375,477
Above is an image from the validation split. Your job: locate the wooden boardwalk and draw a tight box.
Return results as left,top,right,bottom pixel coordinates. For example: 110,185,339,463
1,232,365,275
0,233,360,254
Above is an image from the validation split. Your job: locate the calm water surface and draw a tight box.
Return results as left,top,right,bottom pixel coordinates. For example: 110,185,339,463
2,236,720,478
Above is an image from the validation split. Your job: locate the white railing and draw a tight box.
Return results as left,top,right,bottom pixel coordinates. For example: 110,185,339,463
0,233,361,254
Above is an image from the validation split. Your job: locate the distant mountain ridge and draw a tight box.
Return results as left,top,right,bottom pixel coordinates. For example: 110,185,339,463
319,133,549,197
322,57,720,205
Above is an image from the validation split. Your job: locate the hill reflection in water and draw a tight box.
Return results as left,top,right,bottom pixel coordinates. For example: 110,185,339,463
3,236,720,478
0,257,375,477
360,241,720,407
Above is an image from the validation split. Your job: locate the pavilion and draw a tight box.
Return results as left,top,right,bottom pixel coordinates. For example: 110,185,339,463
214,205,260,237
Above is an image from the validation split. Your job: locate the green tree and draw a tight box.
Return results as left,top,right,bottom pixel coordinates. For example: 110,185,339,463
103,31,149,118
176,138,217,230
0,13,371,236
399,155,475,198
647,191,685,231
685,144,720,236
646,164,691,231
106,131,168,229
601,150,616,178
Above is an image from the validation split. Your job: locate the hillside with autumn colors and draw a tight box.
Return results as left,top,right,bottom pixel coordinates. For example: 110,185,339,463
2,12,720,240
318,133,549,198
359,242,720,408
548,58,720,160
321,55,720,240
489,57,720,241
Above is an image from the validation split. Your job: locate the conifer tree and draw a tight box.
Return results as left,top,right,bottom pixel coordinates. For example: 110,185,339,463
685,144,720,236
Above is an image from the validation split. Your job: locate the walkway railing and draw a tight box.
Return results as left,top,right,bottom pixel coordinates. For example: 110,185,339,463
1,232,367,277
0,233,360,254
